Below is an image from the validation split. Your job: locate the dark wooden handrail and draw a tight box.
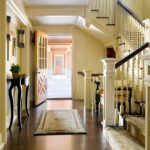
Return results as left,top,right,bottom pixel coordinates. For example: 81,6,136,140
117,0,145,27
78,71,84,76
78,71,103,77
115,42,149,68
91,73,103,77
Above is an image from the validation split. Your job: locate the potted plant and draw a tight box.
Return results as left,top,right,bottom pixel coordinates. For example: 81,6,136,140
10,63,21,78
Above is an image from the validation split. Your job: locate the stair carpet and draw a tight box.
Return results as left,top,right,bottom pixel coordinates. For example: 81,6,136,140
106,116,145,150
0,133,4,150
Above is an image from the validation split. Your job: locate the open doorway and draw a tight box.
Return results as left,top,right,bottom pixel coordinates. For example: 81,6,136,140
47,35,72,99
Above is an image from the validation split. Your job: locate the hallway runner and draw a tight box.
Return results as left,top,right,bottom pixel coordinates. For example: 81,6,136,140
34,109,86,135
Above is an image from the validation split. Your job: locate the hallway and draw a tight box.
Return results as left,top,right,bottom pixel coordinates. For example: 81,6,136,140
4,100,107,150
47,75,72,99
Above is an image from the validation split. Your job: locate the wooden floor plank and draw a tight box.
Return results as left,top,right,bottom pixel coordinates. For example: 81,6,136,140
4,100,107,150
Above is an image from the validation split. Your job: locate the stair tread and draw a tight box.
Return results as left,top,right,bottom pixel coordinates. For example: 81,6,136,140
125,116,145,136
0,143,4,150
106,127,144,150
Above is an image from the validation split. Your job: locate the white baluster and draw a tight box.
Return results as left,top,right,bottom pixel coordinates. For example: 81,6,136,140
114,69,119,126
131,57,136,114
125,61,129,113
120,65,124,115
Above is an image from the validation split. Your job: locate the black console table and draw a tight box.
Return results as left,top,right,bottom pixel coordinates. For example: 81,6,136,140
7,76,29,130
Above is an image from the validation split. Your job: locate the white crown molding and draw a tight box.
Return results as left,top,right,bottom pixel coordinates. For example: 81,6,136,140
7,0,32,28
34,25,75,35
26,5,86,17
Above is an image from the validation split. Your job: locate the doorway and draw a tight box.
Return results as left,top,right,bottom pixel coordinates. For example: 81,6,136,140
47,35,72,99
54,54,64,75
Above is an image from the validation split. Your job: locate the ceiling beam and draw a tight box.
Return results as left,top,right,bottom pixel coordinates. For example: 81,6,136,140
26,6,86,17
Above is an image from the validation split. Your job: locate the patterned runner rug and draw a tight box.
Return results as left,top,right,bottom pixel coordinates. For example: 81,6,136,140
34,109,86,135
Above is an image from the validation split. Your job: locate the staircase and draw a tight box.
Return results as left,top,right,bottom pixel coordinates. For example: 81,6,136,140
106,116,145,150
0,133,4,150
87,0,150,150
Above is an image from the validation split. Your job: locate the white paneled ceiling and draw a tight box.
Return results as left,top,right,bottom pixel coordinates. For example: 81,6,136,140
22,0,89,6
22,0,87,26
21,0,109,43
33,16,78,25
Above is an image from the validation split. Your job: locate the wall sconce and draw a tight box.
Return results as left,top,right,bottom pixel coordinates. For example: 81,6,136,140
18,30,25,48
7,16,11,61
7,16,11,40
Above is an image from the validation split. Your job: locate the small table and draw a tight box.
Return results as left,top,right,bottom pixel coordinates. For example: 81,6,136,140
7,76,29,130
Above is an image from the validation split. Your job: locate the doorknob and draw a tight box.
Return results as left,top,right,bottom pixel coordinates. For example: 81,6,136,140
37,71,40,74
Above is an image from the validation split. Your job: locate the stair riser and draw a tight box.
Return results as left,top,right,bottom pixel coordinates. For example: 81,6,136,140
127,123,145,146
0,134,2,145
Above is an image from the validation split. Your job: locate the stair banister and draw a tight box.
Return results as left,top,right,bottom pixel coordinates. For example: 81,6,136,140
115,42,149,68
102,43,149,127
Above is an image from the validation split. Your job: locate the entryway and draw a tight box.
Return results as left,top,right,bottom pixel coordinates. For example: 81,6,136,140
47,35,72,99
47,75,71,98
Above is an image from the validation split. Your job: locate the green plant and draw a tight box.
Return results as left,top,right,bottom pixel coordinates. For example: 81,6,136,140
10,63,21,73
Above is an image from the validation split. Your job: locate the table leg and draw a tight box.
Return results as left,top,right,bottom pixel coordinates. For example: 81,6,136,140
8,86,14,130
25,85,29,116
17,85,22,129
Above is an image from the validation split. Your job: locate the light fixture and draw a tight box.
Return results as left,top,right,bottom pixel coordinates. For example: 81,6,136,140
18,30,25,48
7,16,11,40
6,16,11,61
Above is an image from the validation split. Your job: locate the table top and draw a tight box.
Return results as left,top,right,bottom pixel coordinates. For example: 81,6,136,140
7,76,29,86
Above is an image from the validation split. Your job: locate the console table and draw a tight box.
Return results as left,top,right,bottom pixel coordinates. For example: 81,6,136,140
7,76,29,130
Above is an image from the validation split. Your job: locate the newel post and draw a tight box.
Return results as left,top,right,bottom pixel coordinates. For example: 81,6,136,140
101,58,116,127
83,70,92,110
142,54,150,150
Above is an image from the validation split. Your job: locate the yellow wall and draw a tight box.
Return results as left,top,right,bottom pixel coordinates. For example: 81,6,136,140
122,0,142,18
73,27,106,99
6,11,21,74
142,0,150,19
0,0,7,143
122,0,150,19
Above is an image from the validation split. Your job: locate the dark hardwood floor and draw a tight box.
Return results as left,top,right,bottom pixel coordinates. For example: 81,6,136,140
4,100,108,150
